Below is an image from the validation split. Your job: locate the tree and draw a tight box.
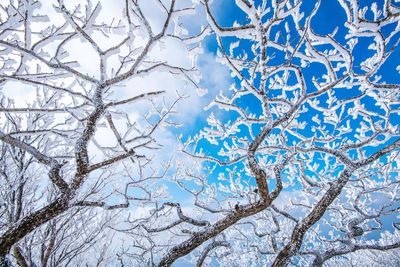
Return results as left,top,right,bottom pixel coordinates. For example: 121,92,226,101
115,0,400,266
0,0,201,265
0,0,399,266
0,112,115,266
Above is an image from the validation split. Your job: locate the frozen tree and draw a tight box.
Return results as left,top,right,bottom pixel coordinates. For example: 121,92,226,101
1,0,399,266
115,0,400,266
0,114,114,266
0,0,202,265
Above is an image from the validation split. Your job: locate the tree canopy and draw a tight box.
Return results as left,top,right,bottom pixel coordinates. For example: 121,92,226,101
0,0,399,266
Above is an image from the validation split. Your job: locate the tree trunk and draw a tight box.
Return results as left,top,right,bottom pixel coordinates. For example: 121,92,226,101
0,195,70,257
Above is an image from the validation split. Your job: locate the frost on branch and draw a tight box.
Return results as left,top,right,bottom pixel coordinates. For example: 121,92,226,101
0,0,399,266
153,0,400,266
0,0,203,265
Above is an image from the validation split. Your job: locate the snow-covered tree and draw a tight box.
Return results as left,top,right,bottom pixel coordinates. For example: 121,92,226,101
120,0,400,266
0,0,202,265
1,0,400,266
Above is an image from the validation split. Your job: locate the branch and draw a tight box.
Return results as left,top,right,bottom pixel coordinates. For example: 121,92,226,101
0,130,69,191
196,241,230,267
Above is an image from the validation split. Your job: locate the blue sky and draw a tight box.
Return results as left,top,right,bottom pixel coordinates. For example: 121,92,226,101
189,0,399,153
